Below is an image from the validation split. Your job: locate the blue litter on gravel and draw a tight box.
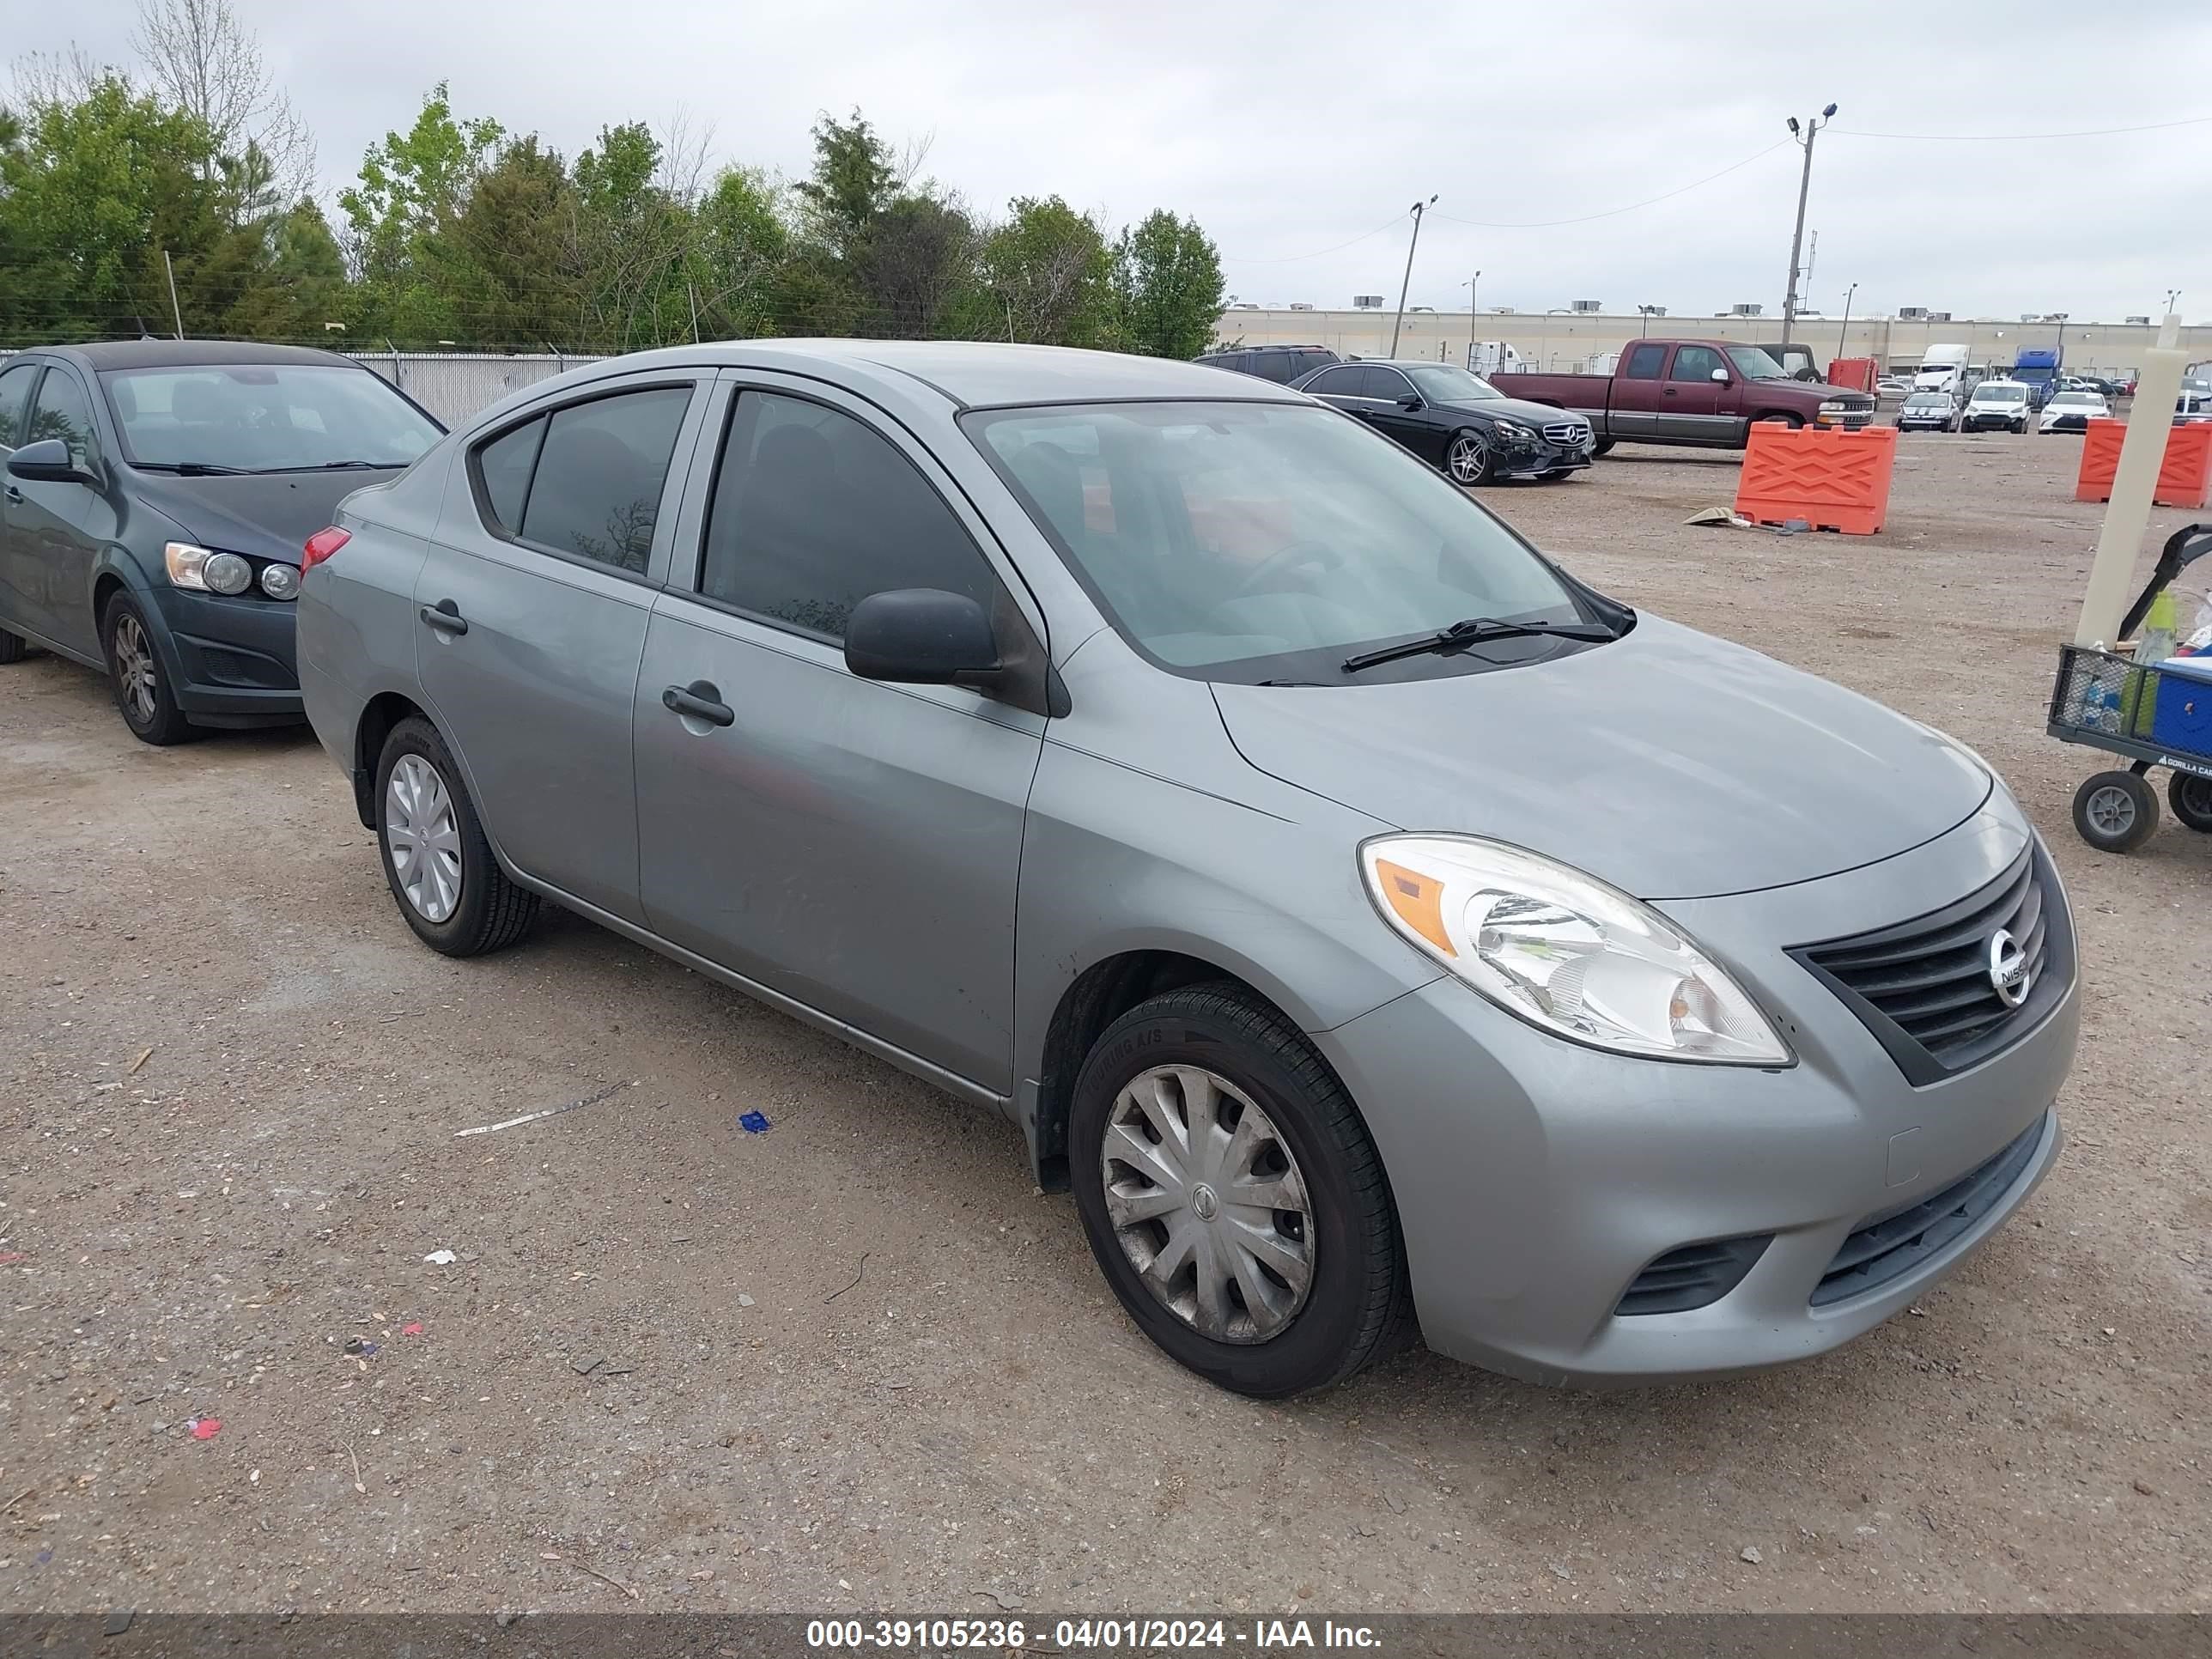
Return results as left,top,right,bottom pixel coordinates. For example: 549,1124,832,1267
738,1111,772,1133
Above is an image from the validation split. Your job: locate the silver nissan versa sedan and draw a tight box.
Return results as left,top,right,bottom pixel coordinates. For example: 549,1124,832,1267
296,342,2077,1398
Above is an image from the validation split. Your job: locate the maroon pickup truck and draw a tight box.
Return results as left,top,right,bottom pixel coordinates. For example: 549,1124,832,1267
1491,338,1875,453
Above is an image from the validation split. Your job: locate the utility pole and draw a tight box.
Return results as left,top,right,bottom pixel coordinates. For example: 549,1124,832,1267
1464,270,1480,369
1779,105,1836,347
1389,196,1437,358
162,249,185,339
1838,283,1856,358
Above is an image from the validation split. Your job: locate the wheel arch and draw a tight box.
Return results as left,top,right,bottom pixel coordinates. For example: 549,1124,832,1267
1024,947,1326,1192
353,690,432,829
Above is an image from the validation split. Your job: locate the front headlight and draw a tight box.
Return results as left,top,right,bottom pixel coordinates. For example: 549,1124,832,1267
1818,400,1850,416
1490,419,1534,443
1359,835,1791,1065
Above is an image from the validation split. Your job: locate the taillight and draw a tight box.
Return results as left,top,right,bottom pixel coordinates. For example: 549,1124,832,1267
301,526,351,574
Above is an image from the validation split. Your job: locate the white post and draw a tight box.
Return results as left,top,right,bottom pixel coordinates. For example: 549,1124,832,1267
2076,316,2189,647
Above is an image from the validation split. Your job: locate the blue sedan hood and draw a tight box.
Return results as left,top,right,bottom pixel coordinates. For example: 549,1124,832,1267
134,468,404,565
1210,616,1991,901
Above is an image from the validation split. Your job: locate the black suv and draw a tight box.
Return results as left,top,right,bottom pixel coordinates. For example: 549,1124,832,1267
1194,344,1340,385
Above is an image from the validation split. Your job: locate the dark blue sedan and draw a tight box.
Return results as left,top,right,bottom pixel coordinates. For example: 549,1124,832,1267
0,340,443,743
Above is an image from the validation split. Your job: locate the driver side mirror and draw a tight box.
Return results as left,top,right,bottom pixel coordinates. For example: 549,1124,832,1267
6,437,94,484
1709,368,1732,385
1396,392,1424,409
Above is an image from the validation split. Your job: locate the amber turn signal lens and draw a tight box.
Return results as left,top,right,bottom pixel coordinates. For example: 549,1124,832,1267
1373,858,1455,957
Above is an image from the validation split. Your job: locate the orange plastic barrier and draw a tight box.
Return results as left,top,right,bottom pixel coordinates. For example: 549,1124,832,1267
1826,356,1878,393
1734,422,1898,535
2074,418,2212,508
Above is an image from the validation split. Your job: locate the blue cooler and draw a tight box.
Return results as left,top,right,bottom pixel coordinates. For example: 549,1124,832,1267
2149,657,2212,752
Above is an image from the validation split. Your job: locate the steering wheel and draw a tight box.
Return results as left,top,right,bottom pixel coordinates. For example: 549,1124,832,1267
1233,540,1345,598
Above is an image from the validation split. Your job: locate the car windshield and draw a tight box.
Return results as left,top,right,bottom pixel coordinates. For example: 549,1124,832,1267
1404,365,1502,404
1726,346,1790,379
2052,392,2097,405
964,401,1589,682
1974,386,2024,404
101,364,443,472
1905,394,1949,408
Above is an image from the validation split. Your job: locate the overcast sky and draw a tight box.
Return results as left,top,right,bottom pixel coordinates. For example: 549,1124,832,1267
20,0,2212,322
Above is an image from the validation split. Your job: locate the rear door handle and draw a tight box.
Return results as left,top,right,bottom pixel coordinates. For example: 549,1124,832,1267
662,680,734,727
420,602,467,636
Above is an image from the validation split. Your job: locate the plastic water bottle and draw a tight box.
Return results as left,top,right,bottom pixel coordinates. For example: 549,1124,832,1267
2081,674,2122,735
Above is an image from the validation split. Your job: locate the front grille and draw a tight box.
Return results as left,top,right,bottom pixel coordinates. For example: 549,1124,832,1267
1811,1115,2046,1307
1614,1233,1771,1316
1542,421,1589,446
1790,842,2072,1086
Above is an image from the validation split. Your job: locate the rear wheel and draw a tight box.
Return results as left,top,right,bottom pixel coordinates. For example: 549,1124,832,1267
1444,429,1492,487
1591,439,1615,458
101,592,195,745
374,716,539,956
2072,770,2158,853
1070,982,1409,1398
2169,771,2212,833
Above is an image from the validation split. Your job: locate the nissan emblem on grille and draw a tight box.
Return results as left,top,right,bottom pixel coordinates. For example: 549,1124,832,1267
1987,928,2030,1007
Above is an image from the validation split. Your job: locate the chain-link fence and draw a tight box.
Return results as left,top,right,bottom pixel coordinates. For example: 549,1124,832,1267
349,351,610,427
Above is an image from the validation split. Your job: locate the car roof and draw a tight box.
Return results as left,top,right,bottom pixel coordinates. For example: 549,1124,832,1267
555,340,1304,409
28,338,368,372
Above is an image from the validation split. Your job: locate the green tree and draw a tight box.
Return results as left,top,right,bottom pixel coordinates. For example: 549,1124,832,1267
791,108,895,259
221,198,346,337
442,136,575,346
690,166,789,339
337,82,503,341
982,196,1113,346
1111,209,1225,359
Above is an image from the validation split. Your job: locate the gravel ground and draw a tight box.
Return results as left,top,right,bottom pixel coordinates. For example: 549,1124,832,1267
2,428,2206,1616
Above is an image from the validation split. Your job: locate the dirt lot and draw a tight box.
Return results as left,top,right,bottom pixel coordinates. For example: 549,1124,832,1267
2,428,2207,1617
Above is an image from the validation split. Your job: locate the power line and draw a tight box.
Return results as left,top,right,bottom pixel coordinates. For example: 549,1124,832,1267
1832,112,2212,141
1224,212,1410,265
1430,142,1790,229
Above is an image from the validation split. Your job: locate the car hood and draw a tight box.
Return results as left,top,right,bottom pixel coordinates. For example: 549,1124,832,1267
1209,616,1990,901
133,468,405,565
1436,394,1585,428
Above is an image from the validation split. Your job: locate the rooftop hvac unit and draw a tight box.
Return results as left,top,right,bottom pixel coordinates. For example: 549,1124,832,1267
1491,307,1515,314
1927,312,1952,323
1899,306,1930,320
2126,315,2152,325
1730,303,1763,317
1352,295,1384,309
1288,302,1314,311
1570,299,1602,313
2021,313,2042,324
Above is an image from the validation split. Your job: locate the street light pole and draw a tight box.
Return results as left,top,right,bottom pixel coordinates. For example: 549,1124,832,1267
1838,283,1856,358
1464,270,1480,368
1389,195,1437,357
1779,105,1836,347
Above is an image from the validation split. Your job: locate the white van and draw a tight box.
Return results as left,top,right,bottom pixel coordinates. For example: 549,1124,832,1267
1962,380,2032,434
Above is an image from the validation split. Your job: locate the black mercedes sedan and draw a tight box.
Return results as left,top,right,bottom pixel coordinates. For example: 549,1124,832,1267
1290,358,1593,485
0,340,443,744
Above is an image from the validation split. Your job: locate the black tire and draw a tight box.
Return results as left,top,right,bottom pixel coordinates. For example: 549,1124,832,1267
374,715,538,957
101,591,196,745
1069,981,1410,1399
2072,769,2159,853
2169,771,2212,833
1443,428,1493,488
1759,413,1804,430
0,627,27,664
1591,439,1616,458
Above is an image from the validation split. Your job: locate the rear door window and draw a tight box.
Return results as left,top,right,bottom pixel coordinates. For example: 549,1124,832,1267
1623,343,1666,380
474,416,545,533
471,385,692,575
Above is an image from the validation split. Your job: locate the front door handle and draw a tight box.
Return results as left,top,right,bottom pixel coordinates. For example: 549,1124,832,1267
3,484,21,504
662,680,735,727
420,601,467,636
1662,388,1680,398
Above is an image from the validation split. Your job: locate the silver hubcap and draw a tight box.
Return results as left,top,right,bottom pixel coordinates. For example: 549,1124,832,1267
112,613,157,723
1100,1066,1315,1344
1448,434,1486,484
386,754,463,922
2086,785,2136,836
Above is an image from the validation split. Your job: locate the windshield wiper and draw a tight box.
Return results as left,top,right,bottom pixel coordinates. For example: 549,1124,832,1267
134,461,249,476
1341,616,1618,674
252,460,398,473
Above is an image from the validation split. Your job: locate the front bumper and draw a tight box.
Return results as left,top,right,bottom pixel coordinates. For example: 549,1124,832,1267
1962,413,2023,431
1313,801,2078,1387
2041,416,2090,433
143,584,303,725
1495,434,1593,480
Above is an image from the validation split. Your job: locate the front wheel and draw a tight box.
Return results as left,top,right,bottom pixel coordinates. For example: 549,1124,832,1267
0,627,27,664
2169,771,2212,832
1069,982,1409,1398
374,716,539,956
1759,413,1804,430
102,592,195,745
2072,769,2158,852
1443,429,1493,487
